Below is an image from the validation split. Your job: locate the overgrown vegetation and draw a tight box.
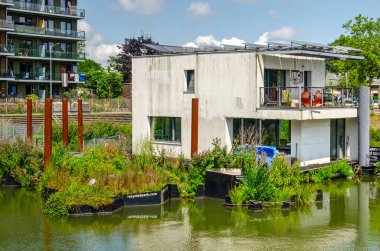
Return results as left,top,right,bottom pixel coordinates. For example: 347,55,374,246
229,157,354,206
0,139,43,187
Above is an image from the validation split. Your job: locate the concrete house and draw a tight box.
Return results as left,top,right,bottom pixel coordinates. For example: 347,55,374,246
132,42,368,167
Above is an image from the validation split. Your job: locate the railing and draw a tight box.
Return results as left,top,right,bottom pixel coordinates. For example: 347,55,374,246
12,72,82,81
0,98,132,114
0,70,15,79
0,0,13,5
0,20,14,29
0,44,14,54
12,1,85,18
13,48,85,60
260,87,358,109
13,24,85,39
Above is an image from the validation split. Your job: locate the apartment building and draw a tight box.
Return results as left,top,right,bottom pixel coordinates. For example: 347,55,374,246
0,0,85,99
132,42,370,167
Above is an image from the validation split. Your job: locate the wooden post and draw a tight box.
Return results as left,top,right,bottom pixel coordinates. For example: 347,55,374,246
62,98,69,148
191,98,199,158
44,99,52,171
78,98,83,152
26,99,32,144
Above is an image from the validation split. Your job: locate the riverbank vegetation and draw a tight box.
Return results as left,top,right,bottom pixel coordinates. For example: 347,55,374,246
0,136,356,217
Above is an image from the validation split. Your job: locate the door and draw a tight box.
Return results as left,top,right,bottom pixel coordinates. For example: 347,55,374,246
331,119,346,160
26,85,32,95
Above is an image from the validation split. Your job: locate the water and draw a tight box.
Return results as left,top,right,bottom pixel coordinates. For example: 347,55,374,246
0,179,380,251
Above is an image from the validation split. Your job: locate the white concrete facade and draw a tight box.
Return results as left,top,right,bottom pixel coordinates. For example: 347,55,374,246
132,51,359,166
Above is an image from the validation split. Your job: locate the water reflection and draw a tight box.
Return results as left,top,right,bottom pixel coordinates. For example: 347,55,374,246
0,178,379,250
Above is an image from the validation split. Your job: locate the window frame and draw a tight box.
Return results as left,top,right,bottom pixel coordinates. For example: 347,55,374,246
150,117,181,144
184,69,195,94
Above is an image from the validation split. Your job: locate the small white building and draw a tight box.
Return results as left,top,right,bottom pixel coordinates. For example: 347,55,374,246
132,42,365,167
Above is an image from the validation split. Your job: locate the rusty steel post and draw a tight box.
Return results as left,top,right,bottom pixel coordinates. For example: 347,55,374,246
191,98,199,158
78,98,83,152
44,99,52,171
26,99,32,144
62,98,69,148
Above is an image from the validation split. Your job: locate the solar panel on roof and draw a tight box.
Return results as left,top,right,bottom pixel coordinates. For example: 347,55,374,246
243,43,268,50
144,44,174,53
291,41,333,50
333,46,362,53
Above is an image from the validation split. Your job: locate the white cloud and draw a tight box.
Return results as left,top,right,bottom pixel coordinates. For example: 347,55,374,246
78,20,121,66
183,35,245,48
255,26,298,45
268,9,277,17
187,2,211,17
117,0,164,15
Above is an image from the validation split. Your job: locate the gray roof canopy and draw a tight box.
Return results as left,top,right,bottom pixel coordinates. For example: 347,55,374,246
144,41,364,60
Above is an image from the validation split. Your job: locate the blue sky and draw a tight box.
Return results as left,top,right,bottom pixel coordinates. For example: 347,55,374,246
78,0,380,64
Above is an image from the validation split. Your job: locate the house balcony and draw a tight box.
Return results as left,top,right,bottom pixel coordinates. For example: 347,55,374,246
0,20,15,31
9,48,85,62
257,87,358,120
10,1,85,19
9,24,85,40
0,0,13,6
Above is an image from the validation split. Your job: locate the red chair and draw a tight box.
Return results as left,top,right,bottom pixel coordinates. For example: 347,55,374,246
301,91,311,107
313,90,322,107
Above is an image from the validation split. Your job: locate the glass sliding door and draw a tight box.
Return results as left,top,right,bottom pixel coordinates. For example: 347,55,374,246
264,69,286,103
331,119,346,160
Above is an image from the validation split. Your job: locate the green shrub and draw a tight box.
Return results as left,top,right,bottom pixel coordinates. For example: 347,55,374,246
0,139,43,187
229,184,249,205
43,193,69,217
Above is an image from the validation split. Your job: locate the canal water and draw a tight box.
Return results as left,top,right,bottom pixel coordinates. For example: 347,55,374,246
0,178,379,251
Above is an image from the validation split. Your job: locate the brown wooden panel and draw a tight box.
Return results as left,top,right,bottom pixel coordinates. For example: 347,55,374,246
191,98,199,158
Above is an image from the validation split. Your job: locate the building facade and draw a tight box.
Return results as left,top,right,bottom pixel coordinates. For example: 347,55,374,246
0,0,85,99
132,43,365,167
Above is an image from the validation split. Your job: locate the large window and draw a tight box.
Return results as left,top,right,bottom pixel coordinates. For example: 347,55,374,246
151,117,181,143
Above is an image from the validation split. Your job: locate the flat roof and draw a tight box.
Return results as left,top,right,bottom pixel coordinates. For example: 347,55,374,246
142,40,364,60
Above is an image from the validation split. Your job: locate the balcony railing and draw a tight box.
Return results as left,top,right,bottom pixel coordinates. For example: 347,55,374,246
0,20,15,30
12,1,85,18
260,87,358,109
0,70,15,79
13,24,85,39
0,0,13,5
12,72,81,82
0,44,14,54
13,48,85,60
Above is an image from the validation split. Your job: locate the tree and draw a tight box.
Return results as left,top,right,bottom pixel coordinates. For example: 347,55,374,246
115,35,159,83
329,15,380,86
83,70,122,98
78,59,102,74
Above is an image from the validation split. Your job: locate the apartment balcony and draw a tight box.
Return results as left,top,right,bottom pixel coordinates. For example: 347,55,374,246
0,44,15,56
257,87,358,120
0,20,15,31
11,71,82,82
9,24,85,40
9,48,85,62
0,0,14,6
10,1,85,19
0,70,15,80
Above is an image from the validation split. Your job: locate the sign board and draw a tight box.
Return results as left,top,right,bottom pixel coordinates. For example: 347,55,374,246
369,147,380,165
290,70,304,85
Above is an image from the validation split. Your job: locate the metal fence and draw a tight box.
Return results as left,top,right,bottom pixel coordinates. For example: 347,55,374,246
84,135,121,149
0,121,42,143
0,97,132,114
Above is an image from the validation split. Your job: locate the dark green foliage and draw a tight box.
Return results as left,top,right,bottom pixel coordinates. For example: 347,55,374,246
0,139,43,187
306,161,353,183
370,128,380,147
43,193,69,217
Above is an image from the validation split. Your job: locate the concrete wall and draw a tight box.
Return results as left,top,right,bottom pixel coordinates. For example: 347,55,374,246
291,119,331,166
346,117,359,161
